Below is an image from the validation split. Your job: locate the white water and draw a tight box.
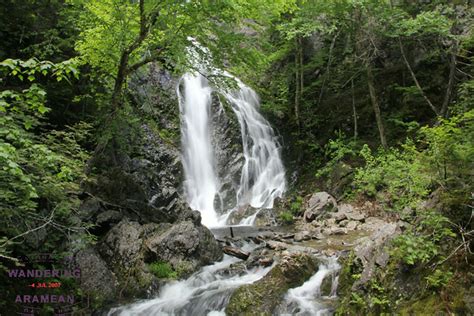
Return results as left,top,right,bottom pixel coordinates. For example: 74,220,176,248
278,256,340,315
178,72,285,227
178,73,220,227
224,81,286,211
108,244,273,316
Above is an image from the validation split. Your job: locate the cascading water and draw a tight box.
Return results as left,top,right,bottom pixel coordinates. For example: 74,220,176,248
178,73,220,227
225,80,286,210
108,244,273,316
277,256,341,316
178,72,286,227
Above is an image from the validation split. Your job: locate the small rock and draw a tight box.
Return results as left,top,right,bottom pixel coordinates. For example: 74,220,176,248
294,231,311,242
266,240,288,251
326,218,336,226
346,221,360,230
346,211,365,222
339,219,349,227
333,212,347,222
259,257,274,267
281,233,295,239
329,227,347,235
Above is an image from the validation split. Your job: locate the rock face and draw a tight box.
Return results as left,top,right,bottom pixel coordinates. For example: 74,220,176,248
351,222,402,287
210,94,245,212
226,253,319,315
75,65,223,305
304,192,338,222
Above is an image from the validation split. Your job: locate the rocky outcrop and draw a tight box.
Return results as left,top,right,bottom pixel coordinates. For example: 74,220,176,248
144,217,223,274
304,192,337,222
226,252,320,316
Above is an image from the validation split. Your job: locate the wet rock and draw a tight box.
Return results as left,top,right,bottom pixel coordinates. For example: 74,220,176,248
226,253,320,315
303,192,337,222
259,257,274,267
266,240,288,251
223,246,250,260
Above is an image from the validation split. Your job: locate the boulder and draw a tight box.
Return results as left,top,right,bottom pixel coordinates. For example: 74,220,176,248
304,192,337,222
74,248,118,302
144,220,223,271
98,220,144,269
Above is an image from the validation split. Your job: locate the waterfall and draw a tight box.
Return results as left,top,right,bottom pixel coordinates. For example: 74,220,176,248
178,72,286,227
224,81,286,209
178,73,220,227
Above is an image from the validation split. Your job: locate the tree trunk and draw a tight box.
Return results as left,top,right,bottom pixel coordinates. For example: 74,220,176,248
366,65,387,149
351,79,358,140
299,36,304,132
294,37,301,132
398,39,440,117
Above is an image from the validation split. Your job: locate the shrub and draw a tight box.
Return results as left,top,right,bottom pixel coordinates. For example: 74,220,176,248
148,262,177,279
279,211,294,224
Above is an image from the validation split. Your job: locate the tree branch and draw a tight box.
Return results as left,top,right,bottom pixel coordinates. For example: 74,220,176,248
441,41,458,118
398,38,440,116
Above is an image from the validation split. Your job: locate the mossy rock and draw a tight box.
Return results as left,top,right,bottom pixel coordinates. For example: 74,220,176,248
226,253,319,315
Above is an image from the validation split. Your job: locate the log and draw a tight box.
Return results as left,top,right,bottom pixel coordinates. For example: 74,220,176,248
223,246,250,260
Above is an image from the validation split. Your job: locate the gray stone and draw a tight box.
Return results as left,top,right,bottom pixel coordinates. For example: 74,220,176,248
333,212,347,222
353,222,402,287
98,220,144,269
303,192,337,222
346,221,360,230
294,231,311,242
339,219,349,227
346,211,365,222
359,217,386,231
328,227,347,235
144,220,222,270
75,248,118,301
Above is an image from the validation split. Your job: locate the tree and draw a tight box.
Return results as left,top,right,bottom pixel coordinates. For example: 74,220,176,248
73,0,295,111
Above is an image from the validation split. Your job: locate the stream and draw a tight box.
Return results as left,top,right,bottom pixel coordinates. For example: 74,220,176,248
108,72,340,315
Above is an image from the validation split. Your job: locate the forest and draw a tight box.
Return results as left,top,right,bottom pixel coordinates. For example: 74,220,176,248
0,0,473,315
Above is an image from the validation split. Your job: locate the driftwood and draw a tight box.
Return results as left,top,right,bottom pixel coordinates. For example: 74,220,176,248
223,246,250,260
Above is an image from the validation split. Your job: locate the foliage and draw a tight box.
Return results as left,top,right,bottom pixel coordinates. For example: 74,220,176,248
354,142,431,211
148,261,177,279
315,132,358,179
392,211,456,265
425,268,453,291
0,58,91,262
278,211,294,225
290,196,304,216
